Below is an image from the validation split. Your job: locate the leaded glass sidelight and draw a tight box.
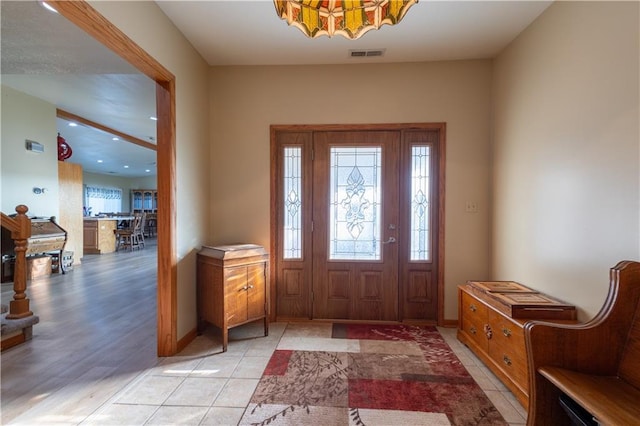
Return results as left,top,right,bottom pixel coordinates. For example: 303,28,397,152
283,147,302,259
329,146,381,260
410,145,431,261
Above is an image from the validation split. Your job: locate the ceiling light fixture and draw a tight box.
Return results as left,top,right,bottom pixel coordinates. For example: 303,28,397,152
68,122,78,127
273,0,417,40
150,116,158,121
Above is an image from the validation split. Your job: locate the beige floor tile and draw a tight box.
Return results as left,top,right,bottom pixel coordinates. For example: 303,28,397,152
244,340,279,357
145,405,209,425
483,390,527,424
163,377,227,406
115,375,184,405
213,379,259,408
147,356,204,377
191,355,242,378
477,363,509,391
200,407,246,426
503,390,527,418
267,322,288,338
232,356,271,378
463,365,501,391
80,403,158,425
280,322,333,338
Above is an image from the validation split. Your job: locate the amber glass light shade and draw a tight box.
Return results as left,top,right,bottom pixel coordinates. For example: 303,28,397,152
273,0,418,40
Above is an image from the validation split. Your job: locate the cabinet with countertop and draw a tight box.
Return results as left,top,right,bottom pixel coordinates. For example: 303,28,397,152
83,218,117,254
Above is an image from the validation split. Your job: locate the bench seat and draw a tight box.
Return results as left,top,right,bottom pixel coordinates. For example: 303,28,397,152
524,260,640,426
539,366,640,425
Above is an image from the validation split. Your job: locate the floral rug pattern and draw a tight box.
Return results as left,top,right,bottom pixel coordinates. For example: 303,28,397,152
240,324,506,425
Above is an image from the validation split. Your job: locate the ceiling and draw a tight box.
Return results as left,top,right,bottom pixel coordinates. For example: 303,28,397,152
1,1,552,178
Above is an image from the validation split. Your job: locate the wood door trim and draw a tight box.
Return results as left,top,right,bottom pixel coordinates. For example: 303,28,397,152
270,123,446,325
51,1,178,356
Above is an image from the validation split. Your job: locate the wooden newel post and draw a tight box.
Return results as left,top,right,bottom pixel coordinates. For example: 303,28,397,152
7,205,33,319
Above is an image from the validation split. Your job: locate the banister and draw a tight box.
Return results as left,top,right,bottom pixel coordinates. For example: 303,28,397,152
1,205,33,319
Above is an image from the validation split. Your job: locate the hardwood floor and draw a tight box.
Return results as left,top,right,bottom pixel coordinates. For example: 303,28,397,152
1,240,159,424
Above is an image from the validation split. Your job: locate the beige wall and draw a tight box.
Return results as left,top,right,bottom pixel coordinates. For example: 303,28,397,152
1,86,60,218
209,61,493,321
89,1,210,339
492,1,640,320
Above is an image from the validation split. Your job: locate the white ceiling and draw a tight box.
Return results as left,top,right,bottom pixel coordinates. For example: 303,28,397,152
1,0,552,178
157,1,552,66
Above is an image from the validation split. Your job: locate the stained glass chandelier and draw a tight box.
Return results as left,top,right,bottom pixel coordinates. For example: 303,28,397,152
273,0,418,40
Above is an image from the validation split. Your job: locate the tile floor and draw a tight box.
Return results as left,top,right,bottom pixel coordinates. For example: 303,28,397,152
74,322,526,425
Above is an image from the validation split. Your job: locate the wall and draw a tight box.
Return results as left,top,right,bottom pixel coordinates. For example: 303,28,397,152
209,61,493,321
83,171,157,213
89,1,210,339
492,1,640,319
1,86,60,218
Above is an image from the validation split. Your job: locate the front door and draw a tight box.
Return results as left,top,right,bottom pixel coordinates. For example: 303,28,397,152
312,131,399,320
272,124,444,323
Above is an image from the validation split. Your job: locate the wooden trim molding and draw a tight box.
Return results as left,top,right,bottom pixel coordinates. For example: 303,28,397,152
50,1,178,356
57,109,157,151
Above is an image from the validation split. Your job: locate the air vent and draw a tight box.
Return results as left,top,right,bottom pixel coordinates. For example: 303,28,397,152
349,49,386,58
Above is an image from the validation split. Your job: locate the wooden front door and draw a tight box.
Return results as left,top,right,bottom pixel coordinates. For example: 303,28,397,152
272,124,444,323
312,131,399,320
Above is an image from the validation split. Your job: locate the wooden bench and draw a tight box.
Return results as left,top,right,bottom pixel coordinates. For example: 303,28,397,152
524,260,640,425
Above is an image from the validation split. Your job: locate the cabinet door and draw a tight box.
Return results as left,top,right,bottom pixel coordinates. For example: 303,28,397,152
225,266,248,327
247,263,266,320
83,222,98,250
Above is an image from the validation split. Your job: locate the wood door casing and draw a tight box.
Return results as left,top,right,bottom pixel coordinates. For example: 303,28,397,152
271,124,446,324
312,131,400,321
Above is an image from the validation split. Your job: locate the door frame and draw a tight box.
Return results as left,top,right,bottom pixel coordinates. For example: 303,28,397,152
52,1,178,356
270,123,446,325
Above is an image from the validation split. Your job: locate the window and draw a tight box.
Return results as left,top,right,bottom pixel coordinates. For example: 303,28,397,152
84,185,123,216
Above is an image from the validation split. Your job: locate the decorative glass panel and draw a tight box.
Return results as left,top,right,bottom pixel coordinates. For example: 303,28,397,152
329,146,381,260
283,147,302,259
410,145,431,261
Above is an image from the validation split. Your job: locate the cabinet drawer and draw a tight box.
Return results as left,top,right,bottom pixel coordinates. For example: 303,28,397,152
461,317,488,351
488,336,528,389
488,309,525,348
487,309,527,388
461,291,488,321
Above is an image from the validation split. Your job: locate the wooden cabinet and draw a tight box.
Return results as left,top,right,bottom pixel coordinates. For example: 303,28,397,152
197,244,269,352
457,281,576,409
83,219,116,254
131,189,157,213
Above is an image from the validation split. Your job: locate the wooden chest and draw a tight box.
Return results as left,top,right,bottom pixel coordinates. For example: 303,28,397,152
458,281,576,409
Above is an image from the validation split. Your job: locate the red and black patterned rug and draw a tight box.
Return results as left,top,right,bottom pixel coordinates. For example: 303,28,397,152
240,324,506,425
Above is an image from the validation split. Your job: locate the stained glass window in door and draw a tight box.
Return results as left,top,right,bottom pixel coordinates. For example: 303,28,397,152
329,146,381,260
410,145,431,261
283,147,302,259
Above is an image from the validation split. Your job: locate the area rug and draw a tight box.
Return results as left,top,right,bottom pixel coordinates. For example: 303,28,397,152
240,324,506,425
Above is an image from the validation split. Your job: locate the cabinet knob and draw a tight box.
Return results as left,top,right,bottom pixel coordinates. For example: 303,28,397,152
241,286,248,291
248,284,254,289
502,327,512,338
469,304,477,312
469,326,477,335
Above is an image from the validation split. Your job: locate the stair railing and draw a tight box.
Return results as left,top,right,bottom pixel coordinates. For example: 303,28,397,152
1,205,33,319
